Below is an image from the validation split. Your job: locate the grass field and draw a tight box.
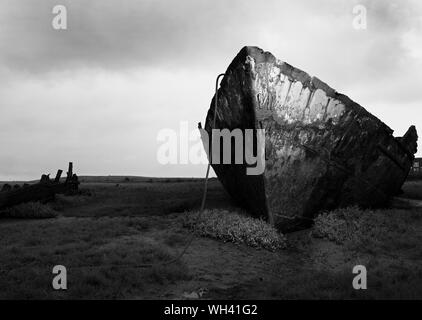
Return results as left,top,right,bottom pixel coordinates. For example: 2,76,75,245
0,177,421,299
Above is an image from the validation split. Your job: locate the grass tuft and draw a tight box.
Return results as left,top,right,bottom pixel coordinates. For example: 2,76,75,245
183,209,286,251
1,202,58,219
312,206,422,252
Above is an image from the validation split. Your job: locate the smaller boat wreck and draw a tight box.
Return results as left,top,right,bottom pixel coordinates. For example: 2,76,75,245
0,162,79,211
202,46,418,231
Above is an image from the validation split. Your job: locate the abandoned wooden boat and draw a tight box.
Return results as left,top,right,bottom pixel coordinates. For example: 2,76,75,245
0,162,79,211
203,46,418,231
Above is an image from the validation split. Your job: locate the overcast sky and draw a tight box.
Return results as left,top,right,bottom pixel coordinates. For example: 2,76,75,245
0,0,421,180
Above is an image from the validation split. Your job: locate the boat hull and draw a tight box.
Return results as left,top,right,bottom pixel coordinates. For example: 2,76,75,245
204,46,418,230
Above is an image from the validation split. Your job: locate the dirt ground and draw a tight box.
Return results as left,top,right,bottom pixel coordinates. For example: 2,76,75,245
0,177,421,299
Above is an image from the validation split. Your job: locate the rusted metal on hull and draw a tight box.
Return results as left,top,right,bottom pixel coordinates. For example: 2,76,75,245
204,46,418,230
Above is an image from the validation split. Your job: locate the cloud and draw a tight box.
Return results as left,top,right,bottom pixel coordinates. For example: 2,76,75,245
0,0,251,73
0,0,421,179
1,0,421,84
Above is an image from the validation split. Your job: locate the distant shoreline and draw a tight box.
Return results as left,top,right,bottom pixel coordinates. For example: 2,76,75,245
0,175,216,184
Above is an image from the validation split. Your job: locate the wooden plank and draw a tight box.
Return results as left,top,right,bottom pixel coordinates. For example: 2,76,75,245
66,162,73,183
54,170,63,183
